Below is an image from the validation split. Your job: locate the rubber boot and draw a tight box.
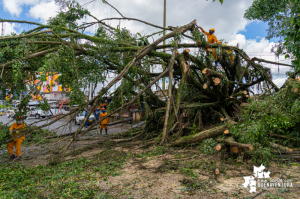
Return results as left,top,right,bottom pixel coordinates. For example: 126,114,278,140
105,129,108,135
16,155,22,160
9,154,16,161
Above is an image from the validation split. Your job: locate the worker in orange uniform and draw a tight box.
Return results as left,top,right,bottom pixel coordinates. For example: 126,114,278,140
99,108,109,135
7,116,26,160
199,27,221,65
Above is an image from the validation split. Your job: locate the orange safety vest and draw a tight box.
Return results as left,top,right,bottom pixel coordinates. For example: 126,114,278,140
99,112,108,125
10,122,26,141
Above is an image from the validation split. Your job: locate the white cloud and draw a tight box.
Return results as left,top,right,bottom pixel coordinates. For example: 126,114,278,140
2,0,39,17
1,22,20,36
28,1,59,23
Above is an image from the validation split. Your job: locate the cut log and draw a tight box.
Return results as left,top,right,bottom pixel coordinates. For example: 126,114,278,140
217,137,253,151
220,118,224,122
271,142,293,151
246,95,249,98
271,134,300,144
202,68,208,74
293,88,298,93
244,91,247,95
224,129,229,134
231,146,239,153
203,83,207,89
184,49,190,54
213,78,221,85
169,123,230,146
215,144,224,151
215,168,220,175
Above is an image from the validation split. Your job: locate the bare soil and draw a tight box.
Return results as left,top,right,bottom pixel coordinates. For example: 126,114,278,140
3,133,300,199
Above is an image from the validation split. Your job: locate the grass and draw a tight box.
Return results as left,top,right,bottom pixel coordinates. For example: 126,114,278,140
0,158,107,198
0,149,127,199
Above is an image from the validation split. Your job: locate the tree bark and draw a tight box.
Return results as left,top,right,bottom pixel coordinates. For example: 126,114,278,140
271,134,300,144
271,142,293,151
169,123,230,146
217,137,253,151
161,40,178,144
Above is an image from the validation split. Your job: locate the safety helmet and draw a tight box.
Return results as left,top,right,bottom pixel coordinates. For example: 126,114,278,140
96,108,99,111
209,28,215,32
16,116,23,121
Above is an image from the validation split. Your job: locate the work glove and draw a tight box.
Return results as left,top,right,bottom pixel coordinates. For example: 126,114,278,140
9,129,13,136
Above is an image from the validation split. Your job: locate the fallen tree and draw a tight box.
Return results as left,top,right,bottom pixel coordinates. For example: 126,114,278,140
0,0,299,168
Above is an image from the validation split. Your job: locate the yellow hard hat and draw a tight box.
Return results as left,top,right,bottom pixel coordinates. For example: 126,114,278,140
209,28,215,32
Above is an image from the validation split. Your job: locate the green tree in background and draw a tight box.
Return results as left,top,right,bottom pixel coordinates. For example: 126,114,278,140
244,0,300,73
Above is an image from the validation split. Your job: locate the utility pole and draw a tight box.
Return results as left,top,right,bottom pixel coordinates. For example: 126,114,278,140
1,22,5,36
162,0,166,93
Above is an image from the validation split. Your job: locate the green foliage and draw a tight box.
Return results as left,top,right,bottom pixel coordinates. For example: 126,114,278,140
212,0,224,4
39,98,51,112
0,122,10,143
0,158,111,198
198,138,217,156
230,80,300,164
179,167,200,179
129,146,168,159
48,0,89,29
244,0,290,21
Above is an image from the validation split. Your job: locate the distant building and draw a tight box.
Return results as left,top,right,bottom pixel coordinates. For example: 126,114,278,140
27,73,69,101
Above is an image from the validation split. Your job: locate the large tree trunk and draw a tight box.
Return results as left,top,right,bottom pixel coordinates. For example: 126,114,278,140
161,40,178,144
169,123,230,146
165,50,191,136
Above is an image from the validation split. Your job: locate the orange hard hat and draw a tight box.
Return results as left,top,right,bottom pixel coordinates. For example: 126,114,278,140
209,28,215,32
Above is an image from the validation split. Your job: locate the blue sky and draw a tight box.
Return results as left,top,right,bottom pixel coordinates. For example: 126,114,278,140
238,21,279,43
0,4,45,34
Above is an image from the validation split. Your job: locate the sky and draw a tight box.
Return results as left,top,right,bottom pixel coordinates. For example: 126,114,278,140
0,0,293,96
